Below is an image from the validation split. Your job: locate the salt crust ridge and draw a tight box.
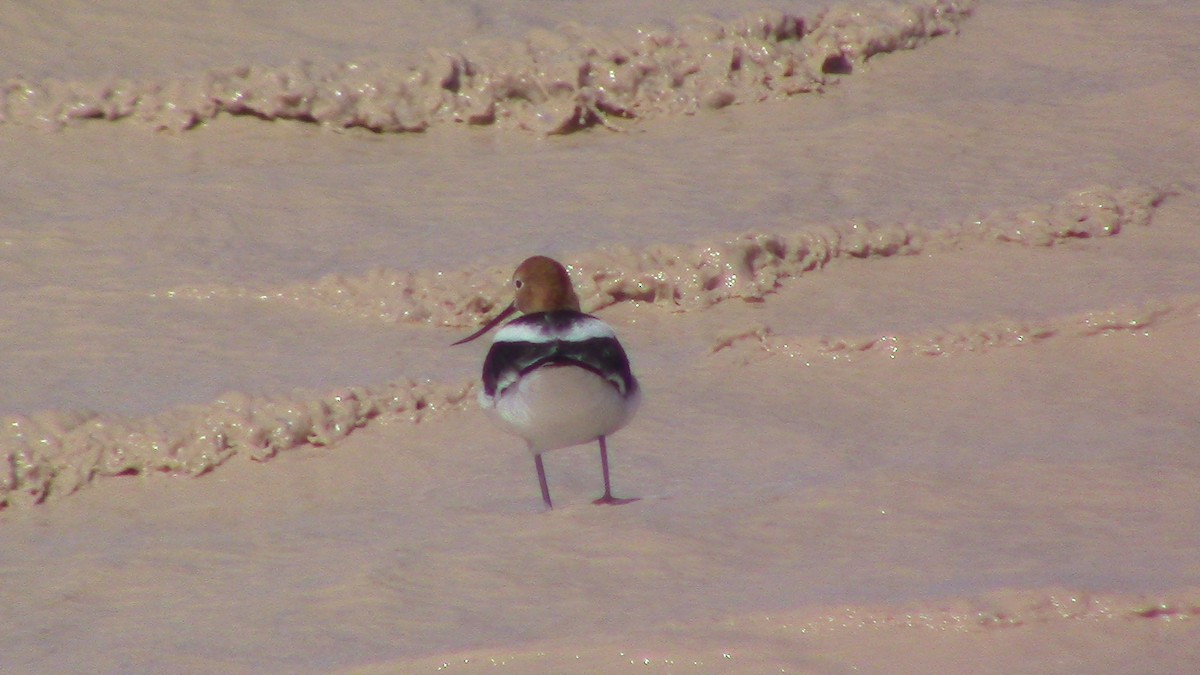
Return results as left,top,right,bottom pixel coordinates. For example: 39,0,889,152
0,184,1176,509
712,296,1198,362
389,587,1200,670
1,380,472,509
746,586,1200,631
0,0,973,133
168,184,1168,326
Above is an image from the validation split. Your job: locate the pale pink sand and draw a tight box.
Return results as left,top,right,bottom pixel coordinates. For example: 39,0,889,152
2,0,1199,672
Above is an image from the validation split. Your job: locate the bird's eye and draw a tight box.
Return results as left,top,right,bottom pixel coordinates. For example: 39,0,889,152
514,279,524,289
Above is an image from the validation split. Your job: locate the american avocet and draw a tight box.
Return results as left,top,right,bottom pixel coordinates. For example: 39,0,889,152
453,255,640,509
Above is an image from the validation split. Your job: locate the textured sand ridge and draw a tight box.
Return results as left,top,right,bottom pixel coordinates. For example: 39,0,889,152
713,296,1193,362
0,0,973,133
384,587,1200,673
163,184,1167,325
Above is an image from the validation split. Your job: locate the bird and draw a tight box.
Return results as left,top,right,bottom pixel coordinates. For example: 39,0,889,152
453,255,640,509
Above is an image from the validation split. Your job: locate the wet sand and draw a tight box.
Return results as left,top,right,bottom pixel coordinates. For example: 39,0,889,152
2,0,1199,672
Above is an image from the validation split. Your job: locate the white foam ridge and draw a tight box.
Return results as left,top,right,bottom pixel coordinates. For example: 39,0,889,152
1,379,472,509
711,296,1198,362
0,0,974,133
174,184,1168,327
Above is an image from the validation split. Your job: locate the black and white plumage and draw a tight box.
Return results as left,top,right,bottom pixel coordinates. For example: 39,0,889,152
480,311,640,453
452,255,641,509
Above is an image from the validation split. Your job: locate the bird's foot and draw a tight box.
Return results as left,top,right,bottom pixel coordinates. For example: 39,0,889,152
592,495,640,506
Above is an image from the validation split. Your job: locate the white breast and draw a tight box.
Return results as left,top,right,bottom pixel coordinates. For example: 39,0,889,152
486,365,641,454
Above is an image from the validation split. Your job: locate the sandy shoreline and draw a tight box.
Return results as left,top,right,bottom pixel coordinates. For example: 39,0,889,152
2,0,1199,671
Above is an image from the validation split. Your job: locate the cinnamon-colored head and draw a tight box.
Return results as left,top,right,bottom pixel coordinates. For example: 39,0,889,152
511,255,580,314
451,255,580,345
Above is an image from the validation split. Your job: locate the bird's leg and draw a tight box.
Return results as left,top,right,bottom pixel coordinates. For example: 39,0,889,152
534,454,553,509
598,436,613,502
593,437,639,506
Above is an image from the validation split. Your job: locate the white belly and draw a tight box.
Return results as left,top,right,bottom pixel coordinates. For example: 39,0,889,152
484,365,640,453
